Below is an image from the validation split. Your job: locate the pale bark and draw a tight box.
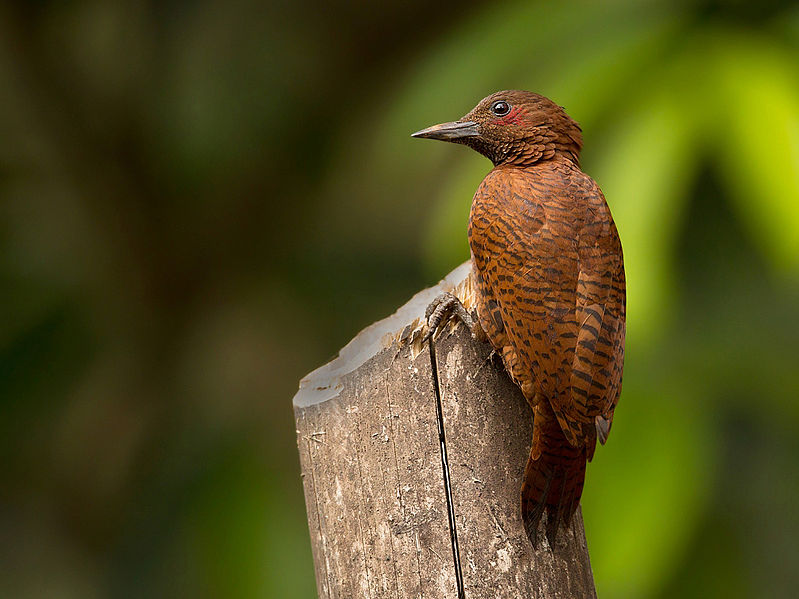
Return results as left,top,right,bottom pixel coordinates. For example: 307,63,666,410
294,263,596,598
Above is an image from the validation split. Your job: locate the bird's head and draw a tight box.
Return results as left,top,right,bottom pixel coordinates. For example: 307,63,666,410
412,90,582,167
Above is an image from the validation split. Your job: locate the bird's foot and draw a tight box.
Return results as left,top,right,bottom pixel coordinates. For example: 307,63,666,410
422,292,486,343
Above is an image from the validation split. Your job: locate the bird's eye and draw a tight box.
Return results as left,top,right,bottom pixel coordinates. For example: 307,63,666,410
491,100,511,116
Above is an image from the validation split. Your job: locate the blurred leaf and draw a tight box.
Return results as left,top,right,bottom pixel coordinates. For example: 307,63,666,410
583,367,716,599
419,152,483,277
173,450,315,599
589,88,698,341
708,33,799,274
655,511,751,599
0,300,92,424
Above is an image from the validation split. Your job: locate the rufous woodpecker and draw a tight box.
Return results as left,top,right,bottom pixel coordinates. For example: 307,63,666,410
413,90,626,547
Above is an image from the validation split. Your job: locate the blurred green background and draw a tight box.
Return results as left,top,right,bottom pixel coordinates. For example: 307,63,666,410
1,0,798,597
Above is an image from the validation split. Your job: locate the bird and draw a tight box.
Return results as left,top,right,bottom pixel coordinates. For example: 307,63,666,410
412,90,626,548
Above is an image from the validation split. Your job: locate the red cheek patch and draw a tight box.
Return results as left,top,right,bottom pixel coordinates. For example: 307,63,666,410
495,106,527,125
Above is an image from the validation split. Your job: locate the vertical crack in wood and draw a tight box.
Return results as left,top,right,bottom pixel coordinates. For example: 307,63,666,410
428,337,466,599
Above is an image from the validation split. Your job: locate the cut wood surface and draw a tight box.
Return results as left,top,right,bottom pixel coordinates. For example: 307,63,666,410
294,263,597,598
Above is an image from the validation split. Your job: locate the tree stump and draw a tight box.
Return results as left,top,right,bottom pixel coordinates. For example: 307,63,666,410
294,263,597,598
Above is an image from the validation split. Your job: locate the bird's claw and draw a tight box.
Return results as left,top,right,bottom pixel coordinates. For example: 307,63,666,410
422,292,478,343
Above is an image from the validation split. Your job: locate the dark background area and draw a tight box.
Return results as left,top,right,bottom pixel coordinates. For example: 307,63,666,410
1,1,798,597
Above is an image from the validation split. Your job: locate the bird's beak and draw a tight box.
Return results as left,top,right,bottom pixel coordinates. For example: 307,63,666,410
411,120,479,141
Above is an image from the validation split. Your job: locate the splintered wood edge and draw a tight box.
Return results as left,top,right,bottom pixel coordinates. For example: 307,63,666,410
293,261,477,408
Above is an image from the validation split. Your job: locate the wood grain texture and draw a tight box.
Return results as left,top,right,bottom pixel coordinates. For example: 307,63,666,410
295,268,596,598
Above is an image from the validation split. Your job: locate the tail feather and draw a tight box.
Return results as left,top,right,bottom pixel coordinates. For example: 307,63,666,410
522,467,553,548
521,402,587,548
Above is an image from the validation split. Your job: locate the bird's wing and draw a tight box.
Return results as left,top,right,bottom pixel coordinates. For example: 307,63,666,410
566,187,626,457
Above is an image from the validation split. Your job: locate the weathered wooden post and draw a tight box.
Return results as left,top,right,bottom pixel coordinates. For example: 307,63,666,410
294,263,597,598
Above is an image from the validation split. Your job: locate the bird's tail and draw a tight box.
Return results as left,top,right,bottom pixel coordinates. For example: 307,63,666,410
521,401,587,548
